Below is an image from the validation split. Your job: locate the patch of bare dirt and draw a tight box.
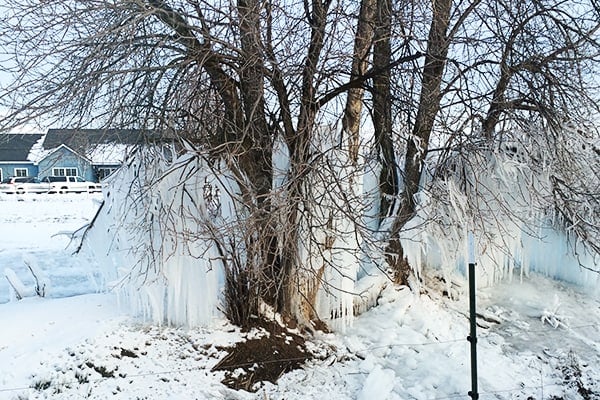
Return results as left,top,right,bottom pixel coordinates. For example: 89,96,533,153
211,319,310,392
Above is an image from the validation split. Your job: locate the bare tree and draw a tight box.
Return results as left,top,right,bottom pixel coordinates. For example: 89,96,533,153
374,0,600,281
1,0,599,329
0,0,381,327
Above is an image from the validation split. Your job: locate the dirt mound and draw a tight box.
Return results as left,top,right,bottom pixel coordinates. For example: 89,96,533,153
212,320,310,392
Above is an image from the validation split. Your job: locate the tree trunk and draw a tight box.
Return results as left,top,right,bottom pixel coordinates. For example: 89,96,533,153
236,0,291,322
387,0,452,283
343,0,376,164
282,0,332,325
372,0,399,225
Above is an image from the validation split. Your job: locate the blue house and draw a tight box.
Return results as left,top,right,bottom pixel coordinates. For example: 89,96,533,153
1,129,165,182
41,129,152,181
0,134,43,182
36,144,97,182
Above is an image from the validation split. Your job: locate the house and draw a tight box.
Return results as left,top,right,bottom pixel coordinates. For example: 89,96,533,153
0,129,155,182
36,144,99,182
40,129,132,181
0,134,43,182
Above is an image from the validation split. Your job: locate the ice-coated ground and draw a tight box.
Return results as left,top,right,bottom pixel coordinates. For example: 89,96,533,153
0,194,599,399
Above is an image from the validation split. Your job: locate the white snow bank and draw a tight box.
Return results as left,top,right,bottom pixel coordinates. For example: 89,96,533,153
358,365,396,400
0,294,125,393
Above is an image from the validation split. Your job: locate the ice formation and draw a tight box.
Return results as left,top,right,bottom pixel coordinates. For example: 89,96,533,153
85,146,233,327
83,123,599,328
397,125,600,293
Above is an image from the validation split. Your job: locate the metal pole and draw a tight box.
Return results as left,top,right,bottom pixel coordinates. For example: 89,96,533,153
467,232,478,400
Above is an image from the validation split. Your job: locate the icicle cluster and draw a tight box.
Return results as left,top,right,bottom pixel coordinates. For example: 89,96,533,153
295,128,362,329
82,122,599,329
273,126,388,329
398,123,600,293
84,146,239,327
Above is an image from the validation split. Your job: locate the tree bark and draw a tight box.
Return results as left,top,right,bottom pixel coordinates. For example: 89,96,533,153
372,0,399,224
237,0,272,203
387,0,452,282
343,0,376,164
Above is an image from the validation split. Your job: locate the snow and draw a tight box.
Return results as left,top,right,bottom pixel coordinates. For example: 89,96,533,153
358,366,396,400
26,135,132,165
0,193,104,303
1,192,600,399
26,135,47,163
0,294,124,392
85,143,131,165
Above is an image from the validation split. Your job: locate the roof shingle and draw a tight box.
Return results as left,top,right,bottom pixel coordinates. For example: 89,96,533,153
42,129,157,153
0,134,43,162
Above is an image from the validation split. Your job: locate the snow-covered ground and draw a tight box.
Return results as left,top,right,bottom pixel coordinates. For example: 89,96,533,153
0,193,103,304
0,195,599,399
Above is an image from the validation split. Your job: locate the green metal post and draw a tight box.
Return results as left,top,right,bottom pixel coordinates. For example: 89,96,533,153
467,232,478,399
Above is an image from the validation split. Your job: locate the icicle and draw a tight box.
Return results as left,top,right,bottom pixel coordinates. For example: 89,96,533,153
82,147,230,328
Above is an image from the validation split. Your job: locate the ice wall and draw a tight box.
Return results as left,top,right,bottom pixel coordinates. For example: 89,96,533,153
396,141,600,294
84,147,236,327
299,144,361,329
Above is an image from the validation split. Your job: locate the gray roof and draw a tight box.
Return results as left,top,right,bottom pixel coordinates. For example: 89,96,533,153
0,134,43,162
42,129,164,154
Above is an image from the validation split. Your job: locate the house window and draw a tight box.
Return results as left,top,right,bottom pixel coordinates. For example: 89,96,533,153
14,168,28,177
96,167,117,181
52,167,78,176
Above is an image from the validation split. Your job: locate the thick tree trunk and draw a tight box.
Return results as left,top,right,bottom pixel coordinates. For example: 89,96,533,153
387,0,452,282
372,0,399,224
237,0,272,204
236,0,288,322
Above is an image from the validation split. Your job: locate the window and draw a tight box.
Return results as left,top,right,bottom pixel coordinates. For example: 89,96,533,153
14,168,28,177
52,167,78,177
96,167,117,181
42,176,67,183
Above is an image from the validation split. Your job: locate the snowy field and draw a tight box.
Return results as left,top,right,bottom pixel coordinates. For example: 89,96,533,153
0,193,104,304
0,195,599,399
